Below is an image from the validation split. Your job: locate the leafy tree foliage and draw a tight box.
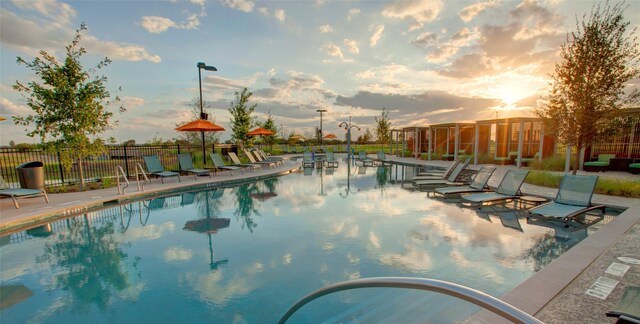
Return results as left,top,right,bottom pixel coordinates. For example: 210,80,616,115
535,1,639,174
375,107,391,144
228,88,256,146
13,23,123,186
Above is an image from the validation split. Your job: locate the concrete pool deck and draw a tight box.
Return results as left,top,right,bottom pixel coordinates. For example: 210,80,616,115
1,154,639,323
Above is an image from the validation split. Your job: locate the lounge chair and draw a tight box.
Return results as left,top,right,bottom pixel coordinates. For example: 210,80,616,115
356,151,374,167
414,158,470,179
302,151,315,168
527,174,605,227
412,160,473,190
374,150,392,165
177,153,211,180
255,149,283,166
606,286,640,323
459,169,529,207
584,154,616,172
209,153,243,175
228,152,261,171
242,149,275,168
250,149,281,166
0,175,49,209
143,155,181,183
431,166,496,198
324,151,339,168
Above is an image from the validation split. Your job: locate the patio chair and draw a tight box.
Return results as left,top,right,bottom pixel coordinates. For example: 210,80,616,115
210,153,243,175
0,175,49,209
256,149,283,166
243,149,276,168
584,154,616,172
527,174,606,227
606,286,640,323
414,158,470,180
324,151,339,168
431,166,497,198
228,152,261,171
412,160,473,190
143,155,181,184
374,150,392,165
177,153,211,180
356,151,374,167
302,151,315,168
459,169,530,207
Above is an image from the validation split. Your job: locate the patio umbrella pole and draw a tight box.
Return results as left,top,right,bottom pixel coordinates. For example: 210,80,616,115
202,131,206,165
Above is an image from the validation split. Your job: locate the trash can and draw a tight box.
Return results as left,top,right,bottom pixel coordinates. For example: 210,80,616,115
16,161,45,190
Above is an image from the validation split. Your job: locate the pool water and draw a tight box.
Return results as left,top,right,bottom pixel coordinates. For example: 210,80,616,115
0,163,618,323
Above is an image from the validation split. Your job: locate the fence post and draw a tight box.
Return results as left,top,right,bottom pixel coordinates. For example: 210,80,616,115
124,145,130,177
177,144,180,154
57,151,65,185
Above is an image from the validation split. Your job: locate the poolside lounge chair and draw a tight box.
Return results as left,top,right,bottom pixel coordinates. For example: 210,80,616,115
324,151,339,168
414,158,470,180
228,152,261,171
374,150,392,165
356,151,374,167
459,169,529,207
527,174,605,227
143,155,181,184
606,286,640,323
584,154,616,172
412,160,473,190
431,166,496,198
302,151,315,168
209,153,243,175
255,149,283,166
242,149,276,168
177,153,211,180
0,175,49,209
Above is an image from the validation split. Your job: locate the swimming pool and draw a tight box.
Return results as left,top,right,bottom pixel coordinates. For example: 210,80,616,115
0,163,619,323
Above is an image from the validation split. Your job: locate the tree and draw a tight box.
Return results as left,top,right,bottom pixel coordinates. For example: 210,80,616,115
228,88,256,146
357,128,373,143
176,98,221,145
375,107,391,144
535,1,639,174
255,111,278,148
13,23,124,187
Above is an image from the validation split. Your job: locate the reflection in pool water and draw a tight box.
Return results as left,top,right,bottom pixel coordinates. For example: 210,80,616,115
0,164,618,323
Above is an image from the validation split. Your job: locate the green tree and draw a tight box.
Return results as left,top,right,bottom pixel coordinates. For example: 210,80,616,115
255,111,278,149
535,1,639,174
13,23,124,187
228,88,256,146
375,107,391,144
176,98,221,145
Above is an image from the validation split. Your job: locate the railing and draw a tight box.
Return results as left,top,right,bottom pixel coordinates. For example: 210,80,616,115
116,166,129,195
278,277,543,324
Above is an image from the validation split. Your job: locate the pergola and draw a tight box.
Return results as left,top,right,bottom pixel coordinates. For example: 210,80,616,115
428,122,476,161
400,126,429,159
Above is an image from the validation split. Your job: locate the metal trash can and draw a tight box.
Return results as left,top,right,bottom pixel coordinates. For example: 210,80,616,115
16,161,45,190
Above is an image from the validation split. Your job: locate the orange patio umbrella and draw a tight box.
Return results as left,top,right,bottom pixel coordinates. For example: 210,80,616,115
323,133,337,139
0,116,6,121
247,127,275,136
176,119,226,164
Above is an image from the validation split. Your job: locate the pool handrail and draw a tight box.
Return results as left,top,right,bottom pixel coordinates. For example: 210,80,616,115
278,277,543,324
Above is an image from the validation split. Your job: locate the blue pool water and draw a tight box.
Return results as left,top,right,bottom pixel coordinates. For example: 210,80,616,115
0,163,617,323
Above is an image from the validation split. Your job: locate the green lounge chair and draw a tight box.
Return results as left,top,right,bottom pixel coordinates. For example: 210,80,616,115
415,157,470,179
431,166,497,198
356,151,374,167
143,155,181,184
255,149,283,166
584,154,615,171
228,152,261,171
412,159,472,190
0,175,49,209
374,150,391,165
324,151,339,168
302,151,314,168
177,153,211,180
243,149,275,168
606,286,640,323
210,153,243,175
459,169,529,207
527,174,605,227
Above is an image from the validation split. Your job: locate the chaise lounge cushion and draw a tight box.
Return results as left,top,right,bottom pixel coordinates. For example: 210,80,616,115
584,154,615,167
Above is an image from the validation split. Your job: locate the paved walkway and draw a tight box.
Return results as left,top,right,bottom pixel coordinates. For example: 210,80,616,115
1,154,639,323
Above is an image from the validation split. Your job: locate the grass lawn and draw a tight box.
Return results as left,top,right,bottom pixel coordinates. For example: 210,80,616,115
525,171,640,198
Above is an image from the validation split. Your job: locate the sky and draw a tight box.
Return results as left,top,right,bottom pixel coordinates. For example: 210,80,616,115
1,0,639,145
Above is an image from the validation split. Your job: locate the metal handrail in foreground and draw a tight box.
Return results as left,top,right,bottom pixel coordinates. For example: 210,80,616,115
116,166,129,195
278,277,543,324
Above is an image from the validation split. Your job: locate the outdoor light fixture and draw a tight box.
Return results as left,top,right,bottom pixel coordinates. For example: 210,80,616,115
338,117,360,165
197,61,218,164
316,109,327,145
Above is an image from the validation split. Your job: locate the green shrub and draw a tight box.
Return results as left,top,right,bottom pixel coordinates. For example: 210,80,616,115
530,155,575,172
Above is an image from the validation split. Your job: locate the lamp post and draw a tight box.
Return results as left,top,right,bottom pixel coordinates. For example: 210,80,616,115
316,109,327,145
197,62,217,165
339,116,360,165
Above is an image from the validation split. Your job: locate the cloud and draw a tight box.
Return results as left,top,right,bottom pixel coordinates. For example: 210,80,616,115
0,97,30,116
369,25,384,47
122,96,145,108
347,8,360,22
274,9,286,23
459,1,498,22
318,24,334,33
382,0,443,23
11,0,76,26
220,0,254,13
411,32,437,48
343,39,359,54
140,14,201,34
258,7,269,16
324,44,344,59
